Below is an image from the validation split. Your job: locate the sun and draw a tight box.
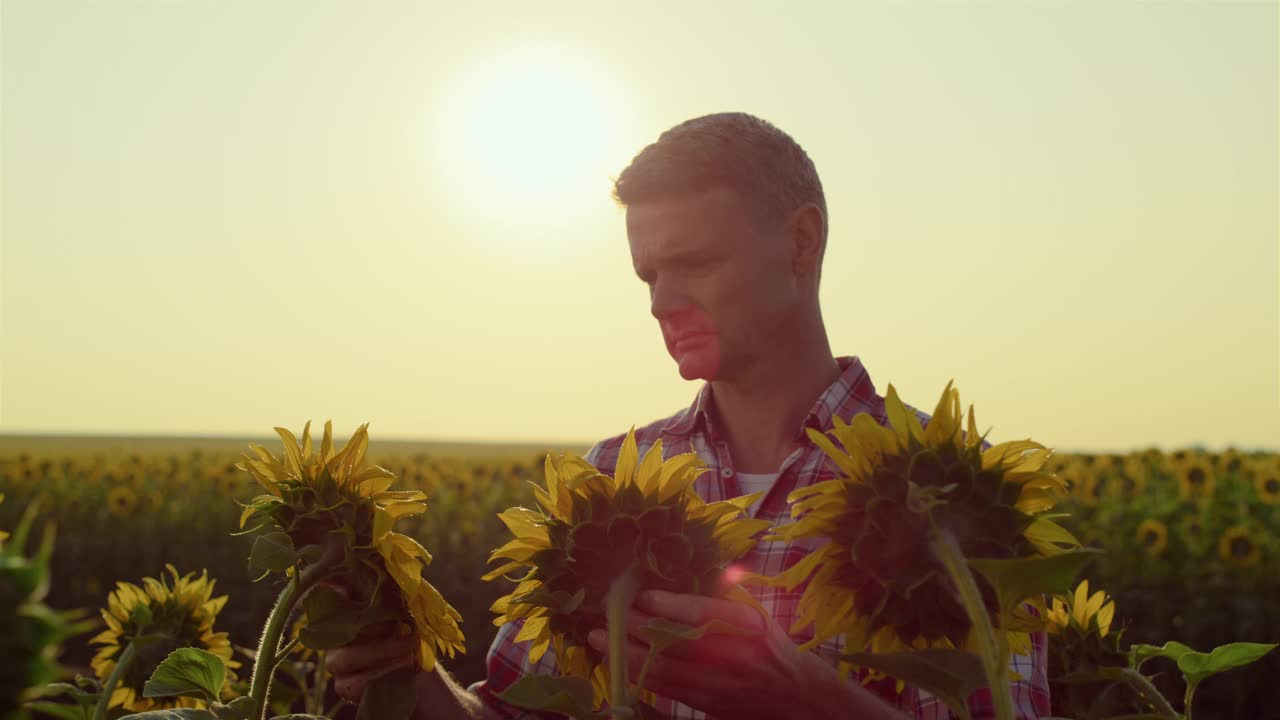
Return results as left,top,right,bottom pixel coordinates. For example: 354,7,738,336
434,46,635,239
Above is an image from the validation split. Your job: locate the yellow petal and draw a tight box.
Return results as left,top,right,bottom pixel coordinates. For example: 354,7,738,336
496,507,550,543
515,616,549,643
614,427,639,486
320,420,334,461
657,452,708,502
635,439,665,497
273,426,305,477
1098,601,1115,637
481,560,528,582
885,384,926,445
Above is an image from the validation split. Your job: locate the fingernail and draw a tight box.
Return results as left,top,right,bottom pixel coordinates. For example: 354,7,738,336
587,629,605,649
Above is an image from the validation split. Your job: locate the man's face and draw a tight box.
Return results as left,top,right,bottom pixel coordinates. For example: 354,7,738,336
626,186,798,382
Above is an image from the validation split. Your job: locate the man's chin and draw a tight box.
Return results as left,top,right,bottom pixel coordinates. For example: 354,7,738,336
674,355,720,382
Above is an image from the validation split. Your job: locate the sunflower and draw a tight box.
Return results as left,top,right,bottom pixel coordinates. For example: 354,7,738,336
1135,519,1168,557
1214,448,1245,477
90,565,239,712
107,485,139,518
1218,526,1261,567
237,420,465,671
1119,455,1149,499
1081,472,1107,507
767,381,1075,675
1175,456,1216,502
1181,515,1208,557
1046,579,1116,638
484,429,771,707
1253,462,1280,506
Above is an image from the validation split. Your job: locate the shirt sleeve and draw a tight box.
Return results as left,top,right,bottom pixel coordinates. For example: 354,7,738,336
904,629,1051,719
468,441,612,719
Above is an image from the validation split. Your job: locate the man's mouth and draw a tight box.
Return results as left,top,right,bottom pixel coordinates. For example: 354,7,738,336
670,331,713,348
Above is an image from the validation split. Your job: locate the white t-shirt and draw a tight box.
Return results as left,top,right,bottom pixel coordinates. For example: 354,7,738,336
735,471,780,517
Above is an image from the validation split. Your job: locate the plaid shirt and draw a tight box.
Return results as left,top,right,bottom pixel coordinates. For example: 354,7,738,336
470,355,1050,719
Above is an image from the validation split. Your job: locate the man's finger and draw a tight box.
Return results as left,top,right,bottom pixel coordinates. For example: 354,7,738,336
353,619,404,643
635,590,765,633
326,634,416,676
333,661,408,703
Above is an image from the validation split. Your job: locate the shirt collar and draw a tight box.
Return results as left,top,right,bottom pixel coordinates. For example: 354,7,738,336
659,355,887,442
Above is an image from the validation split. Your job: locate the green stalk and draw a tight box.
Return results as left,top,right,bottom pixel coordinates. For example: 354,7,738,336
1184,681,1197,720
247,573,302,720
92,641,137,720
311,652,330,715
1111,668,1180,720
247,542,342,720
604,567,641,716
933,529,1015,720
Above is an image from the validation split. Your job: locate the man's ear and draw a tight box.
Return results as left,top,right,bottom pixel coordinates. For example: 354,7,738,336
788,203,825,278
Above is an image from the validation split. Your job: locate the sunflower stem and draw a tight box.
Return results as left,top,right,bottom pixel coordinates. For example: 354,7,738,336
605,567,641,716
92,640,137,720
271,636,302,673
247,540,343,720
311,651,330,715
1112,668,1180,720
933,528,1016,720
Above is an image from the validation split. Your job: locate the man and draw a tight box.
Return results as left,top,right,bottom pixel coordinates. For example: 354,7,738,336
328,112,1050,719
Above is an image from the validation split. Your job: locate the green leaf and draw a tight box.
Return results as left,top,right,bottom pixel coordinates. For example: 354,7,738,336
249,532,298,573
300,585,401,650
129,602,155,628
29,681,99,704
23,701,93,720
296,543,326,565
74,674,102,692
968,548,1103,617
1175,642,1277,687
24,680,100,720
355,665,418,720
496,674,598,720
141,647,228,704
1128,641,1197,671
115,711,220,719
842,649,988,720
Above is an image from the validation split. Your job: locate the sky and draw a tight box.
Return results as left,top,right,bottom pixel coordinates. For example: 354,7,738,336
1,0,1277,453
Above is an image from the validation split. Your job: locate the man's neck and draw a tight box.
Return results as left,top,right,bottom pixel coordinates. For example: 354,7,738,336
708,333,841,474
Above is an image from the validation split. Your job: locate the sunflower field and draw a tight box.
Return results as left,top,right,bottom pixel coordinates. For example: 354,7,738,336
0,438,1276,719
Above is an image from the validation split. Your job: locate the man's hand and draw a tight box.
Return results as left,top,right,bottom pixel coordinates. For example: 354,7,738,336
326,619,498,720
586,589,907,720
326,620,418,702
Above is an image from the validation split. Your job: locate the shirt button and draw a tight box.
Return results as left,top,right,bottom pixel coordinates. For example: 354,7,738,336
720,467,734,478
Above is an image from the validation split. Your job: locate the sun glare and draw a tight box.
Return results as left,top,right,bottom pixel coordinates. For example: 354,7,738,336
434,46,634,241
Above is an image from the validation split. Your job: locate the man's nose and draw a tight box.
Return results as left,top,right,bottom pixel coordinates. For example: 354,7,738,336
649,277,687,320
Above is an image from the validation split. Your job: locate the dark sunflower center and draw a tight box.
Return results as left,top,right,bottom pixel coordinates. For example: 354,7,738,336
1230,537,1254,558
1142,529,1159,546
1189,468,1205,486
1186,522,1202,537
1264,478,1280,494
